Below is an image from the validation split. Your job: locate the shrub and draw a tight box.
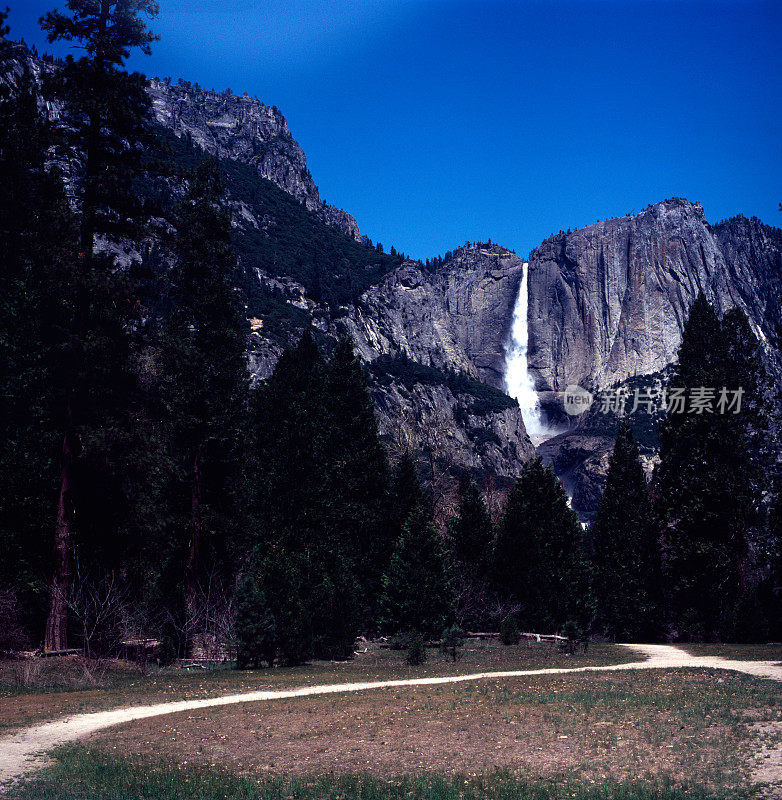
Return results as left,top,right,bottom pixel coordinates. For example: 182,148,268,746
439,625,465,661
234,573,277,669
720,590,770,644
499,614,521,646
560,619,587,654
405,632,427,666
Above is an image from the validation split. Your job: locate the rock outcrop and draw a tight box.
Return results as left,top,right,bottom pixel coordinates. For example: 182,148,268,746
148,79,361,241
529,201,782,519
527,199,782,413
6,42,780,507
343,245,525,387
245,256,537,480
333,246,536,477
0,46,360,241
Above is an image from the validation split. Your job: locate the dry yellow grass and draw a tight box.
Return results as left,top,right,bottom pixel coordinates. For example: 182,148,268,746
88,668,782,793
0,641,630,730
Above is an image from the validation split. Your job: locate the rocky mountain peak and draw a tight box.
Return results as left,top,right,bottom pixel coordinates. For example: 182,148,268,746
148,78,361,241
0,43,361,242
527,198,782,410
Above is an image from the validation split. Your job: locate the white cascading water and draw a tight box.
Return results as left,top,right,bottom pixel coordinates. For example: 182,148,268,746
504,262,548,439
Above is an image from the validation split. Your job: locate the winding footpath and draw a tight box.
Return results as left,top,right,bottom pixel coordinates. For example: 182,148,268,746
1,644,780,792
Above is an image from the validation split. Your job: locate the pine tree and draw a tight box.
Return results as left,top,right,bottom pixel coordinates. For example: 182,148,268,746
160,160,249,655
32,0,159,650
251,328,324,551
2,17,140,651
381,502,454,637
0,20,78,642
449,473,494,577
391,453,425,529
493,458,588,633
656,293,774,639
249,331,395,658
448,474,495,630
40,0,159,254
591,423,661,641
320,338,393,617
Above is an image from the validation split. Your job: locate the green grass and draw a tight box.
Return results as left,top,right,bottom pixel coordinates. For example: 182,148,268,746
81,668,779,792
4,745,740,800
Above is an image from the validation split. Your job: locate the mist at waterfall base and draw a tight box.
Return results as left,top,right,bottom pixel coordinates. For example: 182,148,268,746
504,264,557,444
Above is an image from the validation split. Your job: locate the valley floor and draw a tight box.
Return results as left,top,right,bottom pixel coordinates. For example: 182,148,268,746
1,644,781,798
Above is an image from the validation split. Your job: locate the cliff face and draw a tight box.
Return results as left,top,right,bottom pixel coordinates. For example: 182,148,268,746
2,42,533,483
334,246,535,477
342,245,524,386
0,46,359,241
245,254,536,480
529,201,782,520
6,42,780,504
147,79,361,241
527,199,782,406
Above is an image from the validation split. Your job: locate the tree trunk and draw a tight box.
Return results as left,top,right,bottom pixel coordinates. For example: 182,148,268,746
44,424,74,652
184,445,204,656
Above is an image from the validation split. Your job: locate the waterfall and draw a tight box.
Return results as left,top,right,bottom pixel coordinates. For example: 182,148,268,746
504,262,548,439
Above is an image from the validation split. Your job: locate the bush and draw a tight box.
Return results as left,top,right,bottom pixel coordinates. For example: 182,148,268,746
439,625,464,661
234,573,277,669
678,608,706,643
388,633,408,651
499,614,521,646
720,590,770,643
405,632,427,666
560,619,585,655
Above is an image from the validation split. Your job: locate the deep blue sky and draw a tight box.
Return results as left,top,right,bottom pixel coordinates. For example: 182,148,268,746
9,0,782,260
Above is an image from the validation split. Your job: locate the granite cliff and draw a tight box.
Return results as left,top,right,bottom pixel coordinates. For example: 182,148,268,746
245,247,537,479
528,200,781,519
147,79,361,241
335,246,536,478
527,199,782,422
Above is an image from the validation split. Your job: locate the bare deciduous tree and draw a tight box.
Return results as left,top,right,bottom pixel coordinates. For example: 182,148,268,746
67,565,128,658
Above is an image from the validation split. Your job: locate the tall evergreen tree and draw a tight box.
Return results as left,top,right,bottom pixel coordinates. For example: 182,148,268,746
40,0,159,254
159,159,249,654
0,19,78,642
390,453,425,529
381,502,454,637
493,458,588,632
448,473,495,630
449,473,494,577
320,338,393,615
656,293,774,639
33,0,159,650
245,330,393,661
591,423,661,641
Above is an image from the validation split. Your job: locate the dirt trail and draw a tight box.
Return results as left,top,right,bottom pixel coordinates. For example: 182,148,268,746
1,643,780,792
